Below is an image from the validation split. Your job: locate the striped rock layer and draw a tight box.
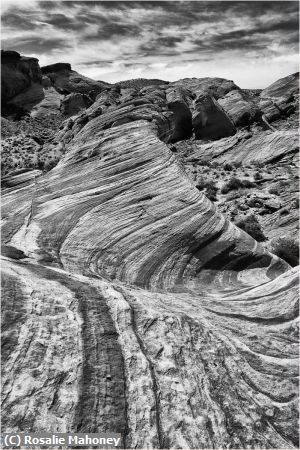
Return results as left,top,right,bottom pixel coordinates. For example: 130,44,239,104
1,80,299,449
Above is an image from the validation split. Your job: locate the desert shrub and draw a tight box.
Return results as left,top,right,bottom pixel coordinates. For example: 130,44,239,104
254,171,263,180
223,163,233,171
198,160,211,167
44,159,58,171
242,179,256,188
238,203,249,211
226,191,241,201
221,185,230,194
221,177,243,194
196,178,206,190
226,176,244,189
268,187,279,195
196,179,218,201
221,177,257,194
236,214,266,241
246,197,264,208
230,208,239,219
205,181,218,202
272,237,299,266
255,162,265,169
232,161,242,168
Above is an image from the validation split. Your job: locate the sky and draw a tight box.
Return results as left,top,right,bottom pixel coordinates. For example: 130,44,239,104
1,0,299,88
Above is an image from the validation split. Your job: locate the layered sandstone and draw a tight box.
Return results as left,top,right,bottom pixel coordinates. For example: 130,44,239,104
1,59,299,449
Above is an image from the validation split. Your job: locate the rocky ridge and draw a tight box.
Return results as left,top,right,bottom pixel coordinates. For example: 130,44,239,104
1,52,299,448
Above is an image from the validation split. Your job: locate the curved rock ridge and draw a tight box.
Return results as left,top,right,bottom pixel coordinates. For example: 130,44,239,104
2,111,289,292
1,69,299,448
179,129,299,165
260,72,299,100
1,258,127,439
259,73,299,122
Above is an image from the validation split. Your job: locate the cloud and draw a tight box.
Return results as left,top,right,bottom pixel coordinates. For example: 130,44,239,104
2,36,71,54
1,1,298,88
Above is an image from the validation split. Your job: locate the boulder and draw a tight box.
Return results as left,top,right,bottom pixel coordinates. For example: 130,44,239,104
166,86,193,142
192,93,236,140
218,89,261,126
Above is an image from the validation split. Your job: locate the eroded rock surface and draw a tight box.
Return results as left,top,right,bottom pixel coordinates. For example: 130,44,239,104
41,63,110,100
1,50,43,115
259,73,299,123
1,62,299,449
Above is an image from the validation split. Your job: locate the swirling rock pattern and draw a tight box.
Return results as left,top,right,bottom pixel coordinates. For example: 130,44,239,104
259,73,299,123
1,71,299,449
178,129,299,165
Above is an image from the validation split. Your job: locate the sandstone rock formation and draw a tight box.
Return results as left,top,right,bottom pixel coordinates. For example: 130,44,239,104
178,129,298,165
192,93,236,140
259,73,299,123
60,93,93,117
1,50,42,102
41,62,110,100
1,54,299,449
1,50,43,115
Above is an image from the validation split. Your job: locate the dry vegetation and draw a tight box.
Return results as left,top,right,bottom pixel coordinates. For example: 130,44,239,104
1,114,63,176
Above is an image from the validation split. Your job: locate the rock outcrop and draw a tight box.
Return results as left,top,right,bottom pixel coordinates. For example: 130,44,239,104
259,73,299,122
41,62,110,100
179,129,298,165
192,93,236,140
218,89,261,126
60,93,93,117
1,50,42,102
1,58,299,449
1,50,43,115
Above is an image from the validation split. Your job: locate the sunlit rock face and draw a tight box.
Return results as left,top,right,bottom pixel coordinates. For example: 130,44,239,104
41,63,110,100
1,66,299,449
259,72,299,122
177,129,299,165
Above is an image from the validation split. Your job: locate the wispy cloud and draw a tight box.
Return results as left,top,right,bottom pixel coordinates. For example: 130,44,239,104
1,1,299,88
